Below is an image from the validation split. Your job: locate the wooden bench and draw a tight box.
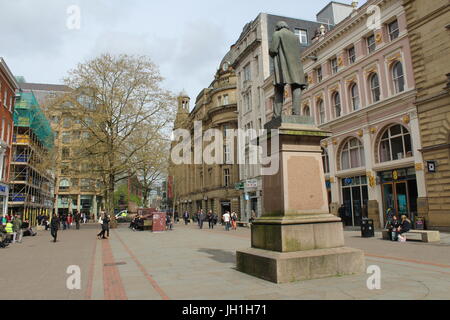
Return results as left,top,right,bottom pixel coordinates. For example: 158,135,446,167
237,221,250,228
382,229,440,243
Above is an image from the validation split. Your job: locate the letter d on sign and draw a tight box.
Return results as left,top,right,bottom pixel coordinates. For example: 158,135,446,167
366,265,381,290
66,265,81,290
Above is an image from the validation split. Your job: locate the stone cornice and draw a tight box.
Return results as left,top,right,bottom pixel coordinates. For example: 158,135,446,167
302,0,395,61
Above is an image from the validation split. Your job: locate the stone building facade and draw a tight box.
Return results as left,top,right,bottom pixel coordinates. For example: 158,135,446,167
44,89,103,219
170,57,241,218
402,0,450,230
263,0,426,228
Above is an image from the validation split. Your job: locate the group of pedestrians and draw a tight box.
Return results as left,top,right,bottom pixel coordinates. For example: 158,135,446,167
182,209,243,232
0,213,37,248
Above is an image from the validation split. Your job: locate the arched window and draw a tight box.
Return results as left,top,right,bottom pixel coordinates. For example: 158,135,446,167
350,83,360,110
392,61,405,93
317,99,325,124
341,138,365,170
59,179,70,191
379,124,412,162
303,105,311,117
370,73,380,103
333,92,341,118
322,148,330,174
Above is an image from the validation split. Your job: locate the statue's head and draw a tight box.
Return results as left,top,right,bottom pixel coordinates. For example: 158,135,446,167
275,21,289,31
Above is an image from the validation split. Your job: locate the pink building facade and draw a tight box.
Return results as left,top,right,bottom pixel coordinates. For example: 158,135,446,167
263,0,426,228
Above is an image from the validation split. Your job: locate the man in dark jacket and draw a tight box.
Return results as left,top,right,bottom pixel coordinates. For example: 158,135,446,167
50,214,60,243
74,211,81,230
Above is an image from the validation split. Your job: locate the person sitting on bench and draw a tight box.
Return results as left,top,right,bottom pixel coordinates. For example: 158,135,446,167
395,215,412,243
387,215,401,241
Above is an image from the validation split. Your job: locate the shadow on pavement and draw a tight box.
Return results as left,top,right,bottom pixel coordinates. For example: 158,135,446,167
198,248,236,264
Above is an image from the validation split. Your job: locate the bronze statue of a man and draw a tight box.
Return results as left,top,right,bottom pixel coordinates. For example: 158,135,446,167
269,21,307,117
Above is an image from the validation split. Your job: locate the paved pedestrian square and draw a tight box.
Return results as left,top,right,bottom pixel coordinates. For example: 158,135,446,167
1,223,450,300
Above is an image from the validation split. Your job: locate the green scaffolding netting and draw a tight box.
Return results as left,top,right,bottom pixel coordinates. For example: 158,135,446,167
14,91,54,149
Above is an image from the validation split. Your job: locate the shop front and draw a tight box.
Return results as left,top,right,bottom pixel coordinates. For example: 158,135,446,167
379,167,418,222
340,176,369,227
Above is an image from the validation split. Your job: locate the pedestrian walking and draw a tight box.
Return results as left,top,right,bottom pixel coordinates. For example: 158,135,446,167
50,214,60,243
183,211,190,225
12,214,23,243
67,214,73,229
61,214,67,230
166,214,173,230
207,210,214,229
223,211,231,231
97,213,110,239
75,211,81,230
231,212,238,230
198,210,205,229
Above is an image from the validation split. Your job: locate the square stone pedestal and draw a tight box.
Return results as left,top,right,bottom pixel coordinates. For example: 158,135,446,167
236,118,365,283
237,246,365,284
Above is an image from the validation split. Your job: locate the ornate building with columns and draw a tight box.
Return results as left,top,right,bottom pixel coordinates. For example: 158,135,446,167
263,0,426,228
170,55,241,218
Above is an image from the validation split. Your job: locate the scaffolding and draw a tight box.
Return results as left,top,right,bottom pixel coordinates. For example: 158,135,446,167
8,91,55,226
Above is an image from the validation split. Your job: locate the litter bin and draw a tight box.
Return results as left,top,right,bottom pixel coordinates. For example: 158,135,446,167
361,219,375,238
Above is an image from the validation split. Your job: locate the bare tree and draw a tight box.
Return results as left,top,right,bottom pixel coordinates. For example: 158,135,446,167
63,54,175,219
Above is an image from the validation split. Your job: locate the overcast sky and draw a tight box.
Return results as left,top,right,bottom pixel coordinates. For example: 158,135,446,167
1,0,365,104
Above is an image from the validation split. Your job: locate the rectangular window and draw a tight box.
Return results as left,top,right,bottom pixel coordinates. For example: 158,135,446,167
62,132,71,144
295,29,308,45
218,96,222,106
62,148,70,160
243,91,252,112
367,34,376,53
254,56,259,76
3,91,6,107
316,67,323,82
63,118,71,128
388,20,399,41
223,94,229,105
1,118,4,141
224,144,231,164
224,168,231,187
348,46,356,64
243,63,251,82
330,58,338,74
6,123,10,144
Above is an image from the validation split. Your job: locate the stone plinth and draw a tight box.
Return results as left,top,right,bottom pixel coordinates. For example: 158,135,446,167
236,118,365,283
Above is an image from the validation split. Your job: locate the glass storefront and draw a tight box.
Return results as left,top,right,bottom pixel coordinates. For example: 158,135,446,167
341,176,368,227
380,167,418,222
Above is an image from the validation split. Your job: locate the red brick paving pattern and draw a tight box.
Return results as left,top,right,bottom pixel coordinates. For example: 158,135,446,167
102,239,128,300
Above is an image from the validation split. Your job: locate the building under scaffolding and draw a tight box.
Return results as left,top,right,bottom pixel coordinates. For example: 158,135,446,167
9,91,54,226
